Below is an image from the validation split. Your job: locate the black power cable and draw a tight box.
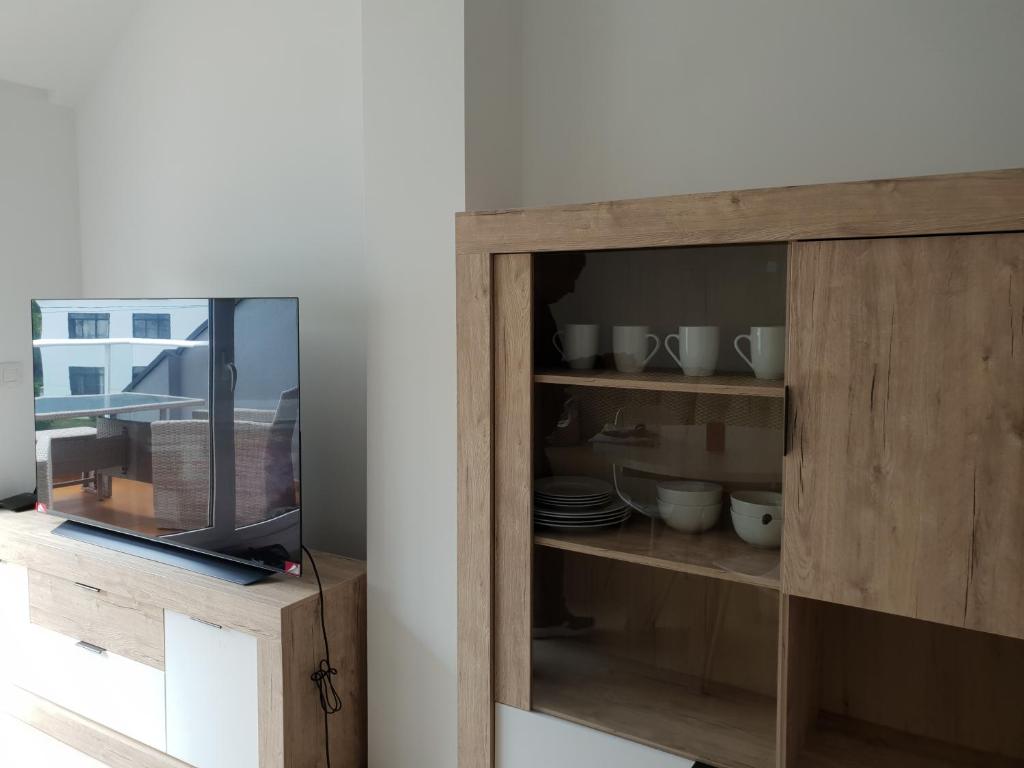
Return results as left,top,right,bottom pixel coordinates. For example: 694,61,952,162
302,545,343,767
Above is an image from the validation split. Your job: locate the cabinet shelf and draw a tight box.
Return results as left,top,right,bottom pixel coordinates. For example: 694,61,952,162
533,639,776,768
797,715,1024,768
534,369,785,397
535,516,780,590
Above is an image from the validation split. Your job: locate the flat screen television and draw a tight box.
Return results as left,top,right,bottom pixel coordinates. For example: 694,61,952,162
31,298,302,580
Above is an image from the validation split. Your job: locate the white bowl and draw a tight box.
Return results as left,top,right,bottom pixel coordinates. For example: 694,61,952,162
729,491,782,548
657,499,721,534
657,480,723,506
730,490,783,518
731,507,782,548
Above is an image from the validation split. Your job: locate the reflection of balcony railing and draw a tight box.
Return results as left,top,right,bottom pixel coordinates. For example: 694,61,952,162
33,338,208,395
32,338,208,348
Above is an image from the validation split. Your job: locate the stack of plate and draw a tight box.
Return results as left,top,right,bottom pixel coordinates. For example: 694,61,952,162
534,476,630,531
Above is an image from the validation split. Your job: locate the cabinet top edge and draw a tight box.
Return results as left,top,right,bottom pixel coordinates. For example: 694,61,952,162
456,167,1024,256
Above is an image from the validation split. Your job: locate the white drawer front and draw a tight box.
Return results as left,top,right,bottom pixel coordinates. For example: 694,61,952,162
12,623,167,751
165,610,259,768
0,561,29,689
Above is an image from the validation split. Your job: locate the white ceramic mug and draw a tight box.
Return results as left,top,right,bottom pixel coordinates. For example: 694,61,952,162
734,326,785,380
552,324,599,369
613,325,660,373
665,326,719,376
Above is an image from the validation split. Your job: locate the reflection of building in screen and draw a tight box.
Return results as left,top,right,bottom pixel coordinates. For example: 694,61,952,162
33,299,301,570
36,300,210,398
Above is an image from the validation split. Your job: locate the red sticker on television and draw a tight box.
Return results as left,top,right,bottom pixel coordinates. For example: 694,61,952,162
284,561,302,576
36,502,47,514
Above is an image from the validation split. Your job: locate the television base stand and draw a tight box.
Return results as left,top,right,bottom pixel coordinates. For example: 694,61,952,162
53,520,273,585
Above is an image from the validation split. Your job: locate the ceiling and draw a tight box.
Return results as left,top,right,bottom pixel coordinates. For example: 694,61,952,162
0,0,140,105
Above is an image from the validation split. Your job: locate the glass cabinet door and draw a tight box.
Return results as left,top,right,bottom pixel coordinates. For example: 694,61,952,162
528,245,788,768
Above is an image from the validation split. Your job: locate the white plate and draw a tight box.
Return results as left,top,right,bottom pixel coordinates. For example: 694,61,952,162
535,509,629,523
535,476,614,499
535,512,632,531
534,499,612,510
534,497,612,509
535,492,611,502
534,498,627,516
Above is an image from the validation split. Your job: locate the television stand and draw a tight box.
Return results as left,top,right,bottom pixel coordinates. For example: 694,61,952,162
0,510,366,767
53,519,272,585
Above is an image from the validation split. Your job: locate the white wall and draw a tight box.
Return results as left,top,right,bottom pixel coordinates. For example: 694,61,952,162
362,0,464,765
74,0,367,557
0,81,81,498
519,0,1024,206
465,0,523,211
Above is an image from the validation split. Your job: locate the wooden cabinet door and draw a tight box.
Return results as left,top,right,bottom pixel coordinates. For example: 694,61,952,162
784,234,1024,638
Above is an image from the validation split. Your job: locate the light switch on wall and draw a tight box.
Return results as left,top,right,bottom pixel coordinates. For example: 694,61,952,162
0,362,23,387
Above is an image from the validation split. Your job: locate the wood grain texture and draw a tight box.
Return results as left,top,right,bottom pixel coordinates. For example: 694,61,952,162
2,686,189,768
281,573,367,768
784,235,1024,636
535,369,784,397
258,637,285,768
552,552,780,699
493,253,533,711
28,570,165,670
536,518,780,589
0,512,365,640
777,596,820,768
532,639,776,768
798,714,1024,768
456,168,1024,255
0,511,367,768
815,601,1024,761
456,251,495,768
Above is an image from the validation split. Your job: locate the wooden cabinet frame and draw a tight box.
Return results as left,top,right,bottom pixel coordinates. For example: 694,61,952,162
456,169,1024,768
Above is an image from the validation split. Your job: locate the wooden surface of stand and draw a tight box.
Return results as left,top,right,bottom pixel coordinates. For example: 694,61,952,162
28,569,166,670
0,511,367,768
3,686,189,768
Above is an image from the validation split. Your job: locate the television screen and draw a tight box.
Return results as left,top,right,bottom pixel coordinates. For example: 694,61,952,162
31,298,302,576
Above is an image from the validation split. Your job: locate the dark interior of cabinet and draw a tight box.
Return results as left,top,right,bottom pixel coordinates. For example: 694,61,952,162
786,597,1024,768
532,550,779,768
533,244,787,374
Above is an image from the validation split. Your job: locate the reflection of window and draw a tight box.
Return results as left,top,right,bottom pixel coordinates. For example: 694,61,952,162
69,366,104,395
133,313,171,339
68,313,110,339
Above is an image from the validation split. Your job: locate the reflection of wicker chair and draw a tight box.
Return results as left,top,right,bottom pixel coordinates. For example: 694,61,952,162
35,427,99,507
150,420,212,530
150,419,284,531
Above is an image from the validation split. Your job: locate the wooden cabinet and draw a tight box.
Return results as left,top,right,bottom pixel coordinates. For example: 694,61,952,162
784,235,1024,638
457,169,1024,768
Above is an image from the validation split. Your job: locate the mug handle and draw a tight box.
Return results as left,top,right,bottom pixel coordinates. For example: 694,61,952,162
552,331,566,362
664,333,683,369
734,334,754,371
644,334,661,366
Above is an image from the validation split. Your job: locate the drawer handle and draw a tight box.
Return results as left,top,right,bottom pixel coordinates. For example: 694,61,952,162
190,617,223,630
74,582,101,593
76,641,107,656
